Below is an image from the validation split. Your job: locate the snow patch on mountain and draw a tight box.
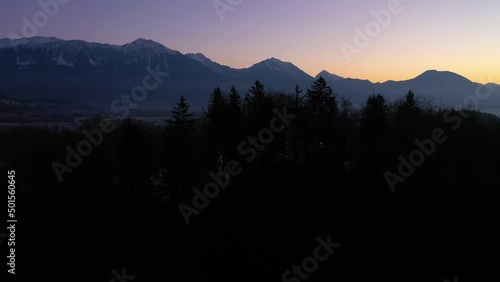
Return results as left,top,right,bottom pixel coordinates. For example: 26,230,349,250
0,37,179,60
56,55,74,67
262,58,299,74
124,38,178,55
15,58,33,66
88,57,98,66
185,53,212,66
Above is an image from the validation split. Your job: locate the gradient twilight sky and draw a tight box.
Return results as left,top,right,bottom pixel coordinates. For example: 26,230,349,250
1,0,499,83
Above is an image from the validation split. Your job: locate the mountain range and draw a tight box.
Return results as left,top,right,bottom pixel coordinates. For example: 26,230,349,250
0,36,499,116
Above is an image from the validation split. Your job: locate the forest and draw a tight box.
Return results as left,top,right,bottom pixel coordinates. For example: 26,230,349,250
1,77,499,281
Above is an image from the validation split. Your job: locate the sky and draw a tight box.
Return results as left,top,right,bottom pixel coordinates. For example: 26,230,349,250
1,0,499,83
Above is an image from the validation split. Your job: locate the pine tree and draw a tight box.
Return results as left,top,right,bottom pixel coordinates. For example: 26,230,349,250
360,94,390,132
226,85,243,151
227,85,242,118
166,95,196,139
206,87,228,163
163,95,197,202
244,80,266,114
207,86,227,125
394,90,426,146
302,78,339,162
285,85,304,162
244,80,274,132
304,77,338,115
404,90,418,111
360,94,390,172
395,90,422,118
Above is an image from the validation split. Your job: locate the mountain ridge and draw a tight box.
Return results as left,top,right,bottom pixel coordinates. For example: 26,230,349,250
0,36,487,84
0,36,499,116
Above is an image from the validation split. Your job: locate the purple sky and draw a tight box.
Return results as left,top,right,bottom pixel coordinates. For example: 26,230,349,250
1,0,499,83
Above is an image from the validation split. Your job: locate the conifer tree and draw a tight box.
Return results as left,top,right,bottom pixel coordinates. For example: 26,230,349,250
207,86,227,125
163,95,197,202
166,95,196,139
244,80,266,114
227,85,242,145
304,77,338,115
227,85,242,119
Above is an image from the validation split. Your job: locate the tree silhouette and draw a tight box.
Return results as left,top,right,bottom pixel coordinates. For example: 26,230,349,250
304,77,338,115
244,80,273,132
394,90,430,147
360,94,390,134
245,80,265,107
227,85,243,146
163,95,197,203
301,77,339,164
227,85,242,120
166,95,196,139
360,94,390,172
205,86,229,168
285,85,305,163
207,86,227,126
403,90,418,111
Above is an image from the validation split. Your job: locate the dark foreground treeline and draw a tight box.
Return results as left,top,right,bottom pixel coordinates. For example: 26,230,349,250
1,77,499,281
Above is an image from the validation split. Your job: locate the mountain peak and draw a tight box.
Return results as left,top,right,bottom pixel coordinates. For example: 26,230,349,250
419,69,458,76
267,57,284,63
243,58,313,81
316,70,343,81
415,70,472,83
420,69,444,76
249,57,289,68
128,38,160,47
130,38,153,45
124,38,177,55
317,70,332,77
251,57,293,68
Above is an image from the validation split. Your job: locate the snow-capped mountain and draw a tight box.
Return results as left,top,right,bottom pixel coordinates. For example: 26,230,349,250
241,57,313,82
0,37,223,108
0,37,218,79
0,37,315,84
0,36,499,115
123,38,178,55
